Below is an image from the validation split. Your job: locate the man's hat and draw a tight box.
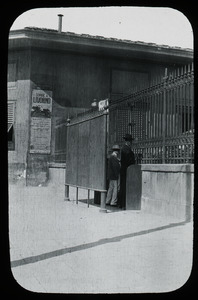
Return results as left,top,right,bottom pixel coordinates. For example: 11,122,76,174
112,144,120,151
123,133,134,141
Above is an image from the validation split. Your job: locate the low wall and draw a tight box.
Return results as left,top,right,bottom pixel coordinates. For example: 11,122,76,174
48,164,66,186
8,162,26,184
127,164,194,221
22,162,194,222
26,154,50,186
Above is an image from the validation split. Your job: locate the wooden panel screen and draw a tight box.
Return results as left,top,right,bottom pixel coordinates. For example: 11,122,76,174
65,112,107,191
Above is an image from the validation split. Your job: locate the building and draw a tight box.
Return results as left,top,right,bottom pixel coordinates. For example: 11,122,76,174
8,25,193,185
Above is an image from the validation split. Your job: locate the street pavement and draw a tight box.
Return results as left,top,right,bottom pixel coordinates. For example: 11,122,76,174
8,182,193,294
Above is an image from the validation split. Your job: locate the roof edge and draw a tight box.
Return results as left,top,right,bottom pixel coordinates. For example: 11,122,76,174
9,27,193,53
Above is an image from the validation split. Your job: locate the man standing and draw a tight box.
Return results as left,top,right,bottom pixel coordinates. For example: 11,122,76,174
106,145,121,206
118,133,135,209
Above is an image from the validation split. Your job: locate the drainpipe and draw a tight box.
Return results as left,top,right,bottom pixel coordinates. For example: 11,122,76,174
58,14,63,33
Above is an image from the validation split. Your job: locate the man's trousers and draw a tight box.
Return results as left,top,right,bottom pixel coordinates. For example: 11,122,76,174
106,179,119,205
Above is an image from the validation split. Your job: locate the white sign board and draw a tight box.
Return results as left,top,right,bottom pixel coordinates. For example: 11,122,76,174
30,90,52,154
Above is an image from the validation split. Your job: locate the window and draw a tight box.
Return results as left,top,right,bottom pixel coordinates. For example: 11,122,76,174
7,101,15,150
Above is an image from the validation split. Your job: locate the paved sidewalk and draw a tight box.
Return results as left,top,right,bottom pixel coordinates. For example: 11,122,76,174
9,183,193,294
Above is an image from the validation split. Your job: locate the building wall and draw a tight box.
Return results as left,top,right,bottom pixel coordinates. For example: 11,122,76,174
8,50,31,182
7,46,182,185
30,50,110,107
30,49,169,108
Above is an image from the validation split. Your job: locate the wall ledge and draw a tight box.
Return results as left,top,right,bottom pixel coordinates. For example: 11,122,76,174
136,164,194,173
49,162,66,169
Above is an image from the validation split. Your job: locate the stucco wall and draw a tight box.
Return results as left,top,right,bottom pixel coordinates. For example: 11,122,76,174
30,49,168,108
127,164,194,221
8,50,31,182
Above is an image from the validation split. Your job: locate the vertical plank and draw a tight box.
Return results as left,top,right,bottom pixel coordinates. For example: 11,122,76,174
148,95,151,139
153,88,156,138
65,124,78,186
190,80,194,132
89,115,106,191
76,187,78,204
64,184,70,201
187,64,191,133
169,79,172,137
170,75,173,137
87,189,90,207
160,88,163,138
166,81,170,137
180,66,184,135
175,68,179,135
178,68,181,137
77,121,90,187
142,94,146,140
183,66,187,134
100,112,107,213
172,71,176,137
162,68,168,163
157,82,160,138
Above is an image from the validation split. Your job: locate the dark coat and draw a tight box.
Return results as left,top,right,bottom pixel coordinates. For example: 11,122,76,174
120,144,135,170
118,144,135,208
107,154,121,180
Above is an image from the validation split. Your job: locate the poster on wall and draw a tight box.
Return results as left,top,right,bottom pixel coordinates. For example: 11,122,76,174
30,90,52,153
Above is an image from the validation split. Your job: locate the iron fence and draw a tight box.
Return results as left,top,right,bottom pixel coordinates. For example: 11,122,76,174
109,63,194,164
53,118,67,163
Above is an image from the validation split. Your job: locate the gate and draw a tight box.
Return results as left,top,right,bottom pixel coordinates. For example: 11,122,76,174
65,109,108,212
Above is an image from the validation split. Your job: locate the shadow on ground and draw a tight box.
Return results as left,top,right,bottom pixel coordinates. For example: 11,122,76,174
78,198,124,212
11,220,187,268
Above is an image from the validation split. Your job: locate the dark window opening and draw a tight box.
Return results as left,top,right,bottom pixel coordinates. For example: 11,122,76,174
7,102,15,150
8,124,15,150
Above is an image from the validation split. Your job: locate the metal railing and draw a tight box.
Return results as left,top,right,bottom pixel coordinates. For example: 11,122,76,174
53,118,67,163
109,63,194,164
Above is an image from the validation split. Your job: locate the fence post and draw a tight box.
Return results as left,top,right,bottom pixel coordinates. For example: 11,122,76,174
162,68,168,163
100,111,108,213
64,184,70,201
65,118,70,200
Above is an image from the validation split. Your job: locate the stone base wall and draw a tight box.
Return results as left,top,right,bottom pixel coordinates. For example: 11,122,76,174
127,164,194,221
48,165,66,186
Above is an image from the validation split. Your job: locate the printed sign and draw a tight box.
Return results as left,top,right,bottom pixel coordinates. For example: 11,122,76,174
98,99,109,112
30,90,52,153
